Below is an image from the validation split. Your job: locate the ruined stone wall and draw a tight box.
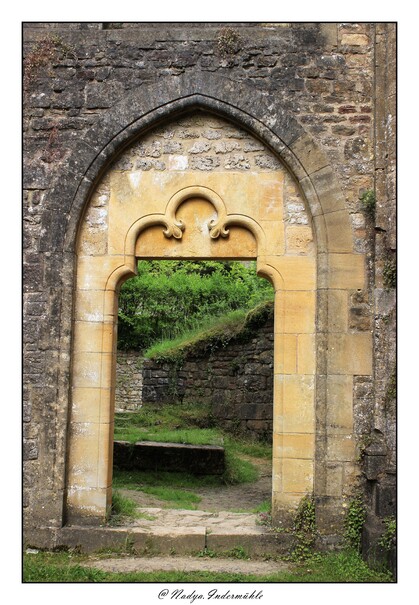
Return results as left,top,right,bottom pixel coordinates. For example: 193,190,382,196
22,22,396,541
115,352,143,411
142,316,274,441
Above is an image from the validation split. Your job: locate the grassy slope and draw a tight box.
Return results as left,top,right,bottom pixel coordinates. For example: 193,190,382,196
144,300,273,362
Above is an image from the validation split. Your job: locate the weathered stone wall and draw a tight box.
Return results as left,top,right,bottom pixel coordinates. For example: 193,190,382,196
115,351,143,411
360,24,396,572
22,22,396,547
142,316,274,441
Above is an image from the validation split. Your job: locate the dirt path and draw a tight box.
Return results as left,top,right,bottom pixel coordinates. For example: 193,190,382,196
84,555,289,575
120,457,272,513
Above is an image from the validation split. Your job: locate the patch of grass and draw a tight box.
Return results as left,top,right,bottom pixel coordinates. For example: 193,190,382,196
293,549,393,582
23,549,393,583
112,470,206,509
137,512,156,521
115,426,223,447
113,468,220,490
144,309,249,361
223,448,258,484
23,551,104,583
252,499,271,514
114,401,211,432
108,490,139,525
138,486,201,509
232,440,272,459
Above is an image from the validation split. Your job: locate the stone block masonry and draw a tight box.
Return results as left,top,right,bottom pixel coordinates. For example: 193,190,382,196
22,22,396,562
142,318,274,440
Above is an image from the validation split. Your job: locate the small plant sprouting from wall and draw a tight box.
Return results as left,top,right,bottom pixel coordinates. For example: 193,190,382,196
383,257,396,289
344,496,366,551
378,516,396,551
384,365,396,409
23,35,76,93
41,124,63,164
360,189,376,219
216,27,242,58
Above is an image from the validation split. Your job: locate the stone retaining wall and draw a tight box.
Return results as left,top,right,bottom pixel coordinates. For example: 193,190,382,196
115,351,143,411
142,315,274,440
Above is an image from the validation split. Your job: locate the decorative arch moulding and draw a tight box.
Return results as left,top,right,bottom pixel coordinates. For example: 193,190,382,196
124,185,268,259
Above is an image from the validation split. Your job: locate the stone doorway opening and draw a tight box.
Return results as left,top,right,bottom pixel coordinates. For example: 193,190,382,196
112,258,275,520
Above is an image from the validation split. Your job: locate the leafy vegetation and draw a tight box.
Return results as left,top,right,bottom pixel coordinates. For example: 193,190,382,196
289,494,317,561
344,496,366,551
23,549,393,582
216,26,243,57
24,35,76,93
383,257,396,289
117,260,273,351
379,516,396,551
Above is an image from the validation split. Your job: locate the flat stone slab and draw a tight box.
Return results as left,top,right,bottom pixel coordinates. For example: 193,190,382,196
132,508,260,530
113,440,225,474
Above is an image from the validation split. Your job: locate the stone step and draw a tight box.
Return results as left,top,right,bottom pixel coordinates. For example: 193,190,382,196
54,525,292,557
49,509,293,556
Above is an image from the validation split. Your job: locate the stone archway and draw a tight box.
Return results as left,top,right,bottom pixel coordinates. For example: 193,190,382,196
57,81,370,533
66,111,319,524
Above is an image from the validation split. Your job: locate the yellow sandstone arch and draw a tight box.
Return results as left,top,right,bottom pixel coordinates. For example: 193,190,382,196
66,110,367,529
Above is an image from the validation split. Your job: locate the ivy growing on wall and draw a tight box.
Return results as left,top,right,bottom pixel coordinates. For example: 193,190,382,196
344,496,366,551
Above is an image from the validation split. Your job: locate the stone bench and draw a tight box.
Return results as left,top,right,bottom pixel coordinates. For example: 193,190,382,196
113,440,225,475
